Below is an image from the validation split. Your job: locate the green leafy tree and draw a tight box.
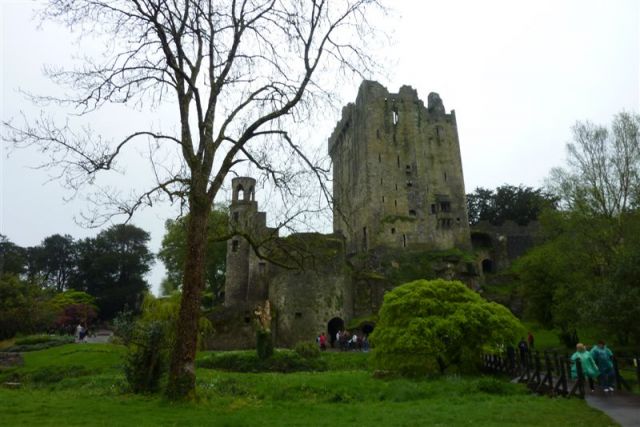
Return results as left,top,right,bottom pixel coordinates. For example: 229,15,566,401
122,291,215,393
50,290,99,333
515,112,640,346
157,207,228,306
27,234,77,291
71,224,153,320
371,279,523,376
548,112,640,217
0,274,56,339
467,185,557,225
0,235,27,276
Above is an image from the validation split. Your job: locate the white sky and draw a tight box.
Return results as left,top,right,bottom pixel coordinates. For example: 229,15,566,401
1,0,639,293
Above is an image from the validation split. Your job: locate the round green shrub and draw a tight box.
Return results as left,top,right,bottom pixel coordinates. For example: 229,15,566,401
370,279,523,376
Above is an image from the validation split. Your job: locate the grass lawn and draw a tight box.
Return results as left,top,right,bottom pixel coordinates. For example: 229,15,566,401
0,344,618,426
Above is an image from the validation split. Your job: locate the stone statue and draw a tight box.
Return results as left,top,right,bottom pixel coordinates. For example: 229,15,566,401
254,300,272,332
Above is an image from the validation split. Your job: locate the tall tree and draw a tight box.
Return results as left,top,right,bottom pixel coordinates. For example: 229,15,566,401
548,112,640,217
158,207,228,305
71,224,153,320
27,234,77,292
0,235,27,276
3,0,382,398
467,185,557,225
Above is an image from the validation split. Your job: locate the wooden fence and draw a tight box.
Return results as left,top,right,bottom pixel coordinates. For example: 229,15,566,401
481,350,640,398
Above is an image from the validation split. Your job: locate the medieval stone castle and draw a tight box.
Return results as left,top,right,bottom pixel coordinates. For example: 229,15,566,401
207,81,536,349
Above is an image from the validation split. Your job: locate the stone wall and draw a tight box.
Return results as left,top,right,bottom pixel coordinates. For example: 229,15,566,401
471,220,542,273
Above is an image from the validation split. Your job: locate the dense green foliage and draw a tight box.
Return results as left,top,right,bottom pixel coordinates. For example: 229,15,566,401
71,224,153,320
119,293,213,393
198,349,327,373
0,344,615,426
514,112,640,347
5,335,75,352
0,234,27,275
0,225,154,339
0,274,56,339
516,210,640,345
26,234,76,291
467,185,557,225
124,321,168,393
371,279,523,376
157,207,228,305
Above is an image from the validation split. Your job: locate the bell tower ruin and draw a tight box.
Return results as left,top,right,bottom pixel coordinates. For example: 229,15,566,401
224,177,275,307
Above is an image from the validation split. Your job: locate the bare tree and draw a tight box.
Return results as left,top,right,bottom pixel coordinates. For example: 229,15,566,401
548,112,640,217
3,0,382,399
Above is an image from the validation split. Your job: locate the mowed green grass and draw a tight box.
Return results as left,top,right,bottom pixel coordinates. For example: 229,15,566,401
0,344,618,426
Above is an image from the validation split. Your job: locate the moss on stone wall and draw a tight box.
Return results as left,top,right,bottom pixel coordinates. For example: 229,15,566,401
352,247,476,288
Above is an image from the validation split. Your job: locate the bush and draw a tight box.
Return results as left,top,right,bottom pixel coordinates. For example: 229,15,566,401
198,350,327,373
256,330,274,360
294,341,320,359
370,279,523,376
6,335,74,352
112,309,136,345
123,321,168,394
14,334,71,346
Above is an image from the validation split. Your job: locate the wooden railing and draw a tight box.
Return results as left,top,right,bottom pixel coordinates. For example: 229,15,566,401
481,350,639,398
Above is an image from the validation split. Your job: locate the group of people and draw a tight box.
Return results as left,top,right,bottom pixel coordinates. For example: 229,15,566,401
506,332,616,393
571,340,616,392
316,330,369,351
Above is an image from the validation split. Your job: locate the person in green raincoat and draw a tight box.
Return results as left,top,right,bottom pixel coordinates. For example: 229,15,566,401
591,340,615,392
571,343,599,392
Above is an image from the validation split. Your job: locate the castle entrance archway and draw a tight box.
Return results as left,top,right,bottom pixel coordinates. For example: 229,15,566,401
327,317,344,347
482,259,493,274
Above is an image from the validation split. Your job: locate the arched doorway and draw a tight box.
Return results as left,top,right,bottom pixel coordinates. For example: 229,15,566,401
482,259,493,274
327,317,344,347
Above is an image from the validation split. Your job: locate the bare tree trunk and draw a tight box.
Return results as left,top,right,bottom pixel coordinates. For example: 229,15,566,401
166,182,210,399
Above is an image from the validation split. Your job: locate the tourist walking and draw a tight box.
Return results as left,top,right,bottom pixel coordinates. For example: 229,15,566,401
591,340,615,392
319,332,327,351
571,343,599,392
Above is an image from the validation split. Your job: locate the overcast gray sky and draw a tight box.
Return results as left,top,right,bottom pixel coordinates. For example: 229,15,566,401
2,0,639,293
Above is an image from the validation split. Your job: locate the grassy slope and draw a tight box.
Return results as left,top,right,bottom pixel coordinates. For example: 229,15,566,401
0,344,617,427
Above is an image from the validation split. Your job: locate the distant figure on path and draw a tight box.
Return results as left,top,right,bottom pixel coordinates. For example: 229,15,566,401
518,338,529,366
75,324,83,343
527,331,534,349
591,340,615,392
571,343,599,392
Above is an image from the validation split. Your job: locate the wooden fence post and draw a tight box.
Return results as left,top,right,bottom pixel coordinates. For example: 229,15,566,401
612,356,631,391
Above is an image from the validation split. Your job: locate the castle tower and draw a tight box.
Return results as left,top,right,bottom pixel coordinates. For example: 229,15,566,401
224,177,272,307
328,81,471,254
